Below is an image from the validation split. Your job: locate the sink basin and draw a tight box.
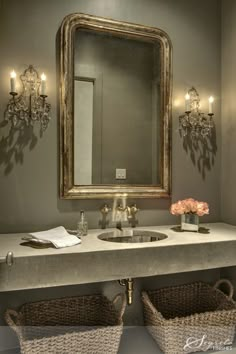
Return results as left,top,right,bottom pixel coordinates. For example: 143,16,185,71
98,230,168,243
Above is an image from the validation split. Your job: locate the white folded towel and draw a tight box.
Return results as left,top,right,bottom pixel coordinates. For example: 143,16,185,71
29,226,81,249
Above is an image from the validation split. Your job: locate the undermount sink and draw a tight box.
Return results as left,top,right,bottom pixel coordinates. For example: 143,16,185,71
98,230,168,243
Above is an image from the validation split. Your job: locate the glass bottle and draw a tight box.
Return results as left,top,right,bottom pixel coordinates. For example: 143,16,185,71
77,210,88,236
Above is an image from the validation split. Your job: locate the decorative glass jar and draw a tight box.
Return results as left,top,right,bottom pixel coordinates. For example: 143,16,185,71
181,213,199,232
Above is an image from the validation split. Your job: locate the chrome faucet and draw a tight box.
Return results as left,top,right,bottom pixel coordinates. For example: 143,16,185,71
115,203,139,230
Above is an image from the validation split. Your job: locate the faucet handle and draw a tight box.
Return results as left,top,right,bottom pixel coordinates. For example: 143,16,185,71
127,204,139,228
100,204,111,215
130,204,139,215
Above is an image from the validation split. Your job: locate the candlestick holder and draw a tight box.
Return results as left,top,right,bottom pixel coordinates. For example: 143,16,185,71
5,65,51,131
179,87,214,138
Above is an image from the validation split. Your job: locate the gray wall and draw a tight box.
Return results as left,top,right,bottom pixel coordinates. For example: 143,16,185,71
221,0,236,225
220,1,236,328
0,0,221,234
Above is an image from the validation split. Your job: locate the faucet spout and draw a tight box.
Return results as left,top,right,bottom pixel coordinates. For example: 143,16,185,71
114,202,139,229
115,203,126,231
126,206,132,219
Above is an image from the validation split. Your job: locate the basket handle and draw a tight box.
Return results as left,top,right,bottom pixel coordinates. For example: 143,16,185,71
4,309,20,335
213,279,234,299
112,293,127,322
141,291,158,315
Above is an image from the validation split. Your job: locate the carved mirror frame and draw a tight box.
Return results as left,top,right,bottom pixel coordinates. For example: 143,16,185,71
60,13,172,199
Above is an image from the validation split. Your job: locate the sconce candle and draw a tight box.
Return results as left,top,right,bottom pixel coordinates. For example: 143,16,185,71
185,93,190,112
179,87,215,138
208,96,214,114
10,70,16,93
5,65,51,131
41,73,46,96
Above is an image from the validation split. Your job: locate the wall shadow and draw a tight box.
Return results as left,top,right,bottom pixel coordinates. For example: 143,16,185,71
0,120,39,175
180,124,217,180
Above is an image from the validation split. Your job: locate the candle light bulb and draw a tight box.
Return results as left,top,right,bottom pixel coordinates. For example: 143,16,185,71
209,96,214,103
41,73,46,81
185,93,190,100
10,70,16,79
208,96,214,114
40,73,47,95
185,93,190,111
10,70,16,92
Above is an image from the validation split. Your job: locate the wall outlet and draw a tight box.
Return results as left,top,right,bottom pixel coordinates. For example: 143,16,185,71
116,168,126,179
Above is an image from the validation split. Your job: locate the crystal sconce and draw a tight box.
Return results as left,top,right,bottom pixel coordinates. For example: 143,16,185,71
5,65,51,131
179,87,214,138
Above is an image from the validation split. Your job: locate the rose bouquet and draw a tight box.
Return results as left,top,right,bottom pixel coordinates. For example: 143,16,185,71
170,198,209,231
170,198,209,216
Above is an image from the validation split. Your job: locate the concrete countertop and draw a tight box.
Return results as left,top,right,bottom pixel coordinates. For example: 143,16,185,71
0,222,236,291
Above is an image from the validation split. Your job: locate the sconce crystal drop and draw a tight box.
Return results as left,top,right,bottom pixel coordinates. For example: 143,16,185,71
179,87,214,138
5,65,51,131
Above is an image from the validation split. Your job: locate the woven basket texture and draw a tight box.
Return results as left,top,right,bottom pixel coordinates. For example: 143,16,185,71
142,281,236,354
5,293,126,354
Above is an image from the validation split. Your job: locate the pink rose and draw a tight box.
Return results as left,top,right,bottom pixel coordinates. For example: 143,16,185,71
170,201,185,215
170,202,179,215
184,198,197,213
180,198,196,213
196,202,209,216
170,198,209,217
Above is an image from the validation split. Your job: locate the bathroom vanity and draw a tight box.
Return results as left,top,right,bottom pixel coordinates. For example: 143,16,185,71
0,222,236,292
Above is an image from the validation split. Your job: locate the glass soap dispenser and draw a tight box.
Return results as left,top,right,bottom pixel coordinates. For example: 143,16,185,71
77,210,88,236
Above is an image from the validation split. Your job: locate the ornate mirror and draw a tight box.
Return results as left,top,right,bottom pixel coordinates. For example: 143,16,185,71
60,13,172,199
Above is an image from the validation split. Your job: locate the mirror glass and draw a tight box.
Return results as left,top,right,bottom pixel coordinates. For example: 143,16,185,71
74,29,160,186
60,14,172,199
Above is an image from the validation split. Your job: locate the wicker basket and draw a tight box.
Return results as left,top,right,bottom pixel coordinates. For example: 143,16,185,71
142,279,236,354
5,293,126,354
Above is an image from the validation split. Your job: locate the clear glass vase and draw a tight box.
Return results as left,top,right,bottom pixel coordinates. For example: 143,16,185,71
181,213,199,232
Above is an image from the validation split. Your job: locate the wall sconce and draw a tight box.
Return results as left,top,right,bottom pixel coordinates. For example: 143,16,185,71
179,87,214,138
5,65,51,131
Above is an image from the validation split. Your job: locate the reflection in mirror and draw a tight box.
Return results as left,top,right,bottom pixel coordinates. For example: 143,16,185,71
60,13,172,199
74,30,161,186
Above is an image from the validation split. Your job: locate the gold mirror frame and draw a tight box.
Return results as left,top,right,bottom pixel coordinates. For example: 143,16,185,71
60,13,172,199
